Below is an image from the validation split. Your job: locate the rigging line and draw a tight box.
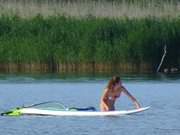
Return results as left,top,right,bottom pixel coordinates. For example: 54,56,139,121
23,101,66,109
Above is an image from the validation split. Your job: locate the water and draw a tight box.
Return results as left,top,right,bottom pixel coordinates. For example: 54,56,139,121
0,74,180,135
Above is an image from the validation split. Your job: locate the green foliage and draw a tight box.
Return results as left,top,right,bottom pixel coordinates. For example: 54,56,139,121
0,15,179,69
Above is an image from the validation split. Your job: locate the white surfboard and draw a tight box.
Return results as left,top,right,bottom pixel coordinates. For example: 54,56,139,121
20,106,150,116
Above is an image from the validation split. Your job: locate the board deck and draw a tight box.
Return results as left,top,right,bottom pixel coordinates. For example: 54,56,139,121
20,106,150,116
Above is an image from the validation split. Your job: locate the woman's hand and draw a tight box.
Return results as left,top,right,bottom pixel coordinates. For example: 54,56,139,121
134,100,141,109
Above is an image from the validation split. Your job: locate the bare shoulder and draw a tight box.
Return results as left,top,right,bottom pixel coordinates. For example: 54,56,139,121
119,86,128,94
104,88,108,92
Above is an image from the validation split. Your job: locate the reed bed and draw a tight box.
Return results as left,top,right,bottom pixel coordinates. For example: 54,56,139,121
0,0,180,73
0,0,180,18
0,15,179,73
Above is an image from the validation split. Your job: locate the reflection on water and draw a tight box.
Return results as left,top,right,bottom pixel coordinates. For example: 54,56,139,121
0,73,180,135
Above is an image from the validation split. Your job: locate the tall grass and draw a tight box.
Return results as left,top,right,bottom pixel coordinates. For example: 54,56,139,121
0,0,180,18
0,15,180,73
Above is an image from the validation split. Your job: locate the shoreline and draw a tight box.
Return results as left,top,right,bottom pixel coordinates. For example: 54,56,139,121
0,63,153,74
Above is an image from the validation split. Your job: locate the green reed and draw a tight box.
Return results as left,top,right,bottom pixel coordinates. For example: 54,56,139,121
0,15,179,71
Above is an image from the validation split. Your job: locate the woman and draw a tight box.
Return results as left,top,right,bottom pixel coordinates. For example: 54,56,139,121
100,76,141,111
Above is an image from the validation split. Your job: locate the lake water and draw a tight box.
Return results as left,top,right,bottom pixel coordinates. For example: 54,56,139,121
0,73,180,135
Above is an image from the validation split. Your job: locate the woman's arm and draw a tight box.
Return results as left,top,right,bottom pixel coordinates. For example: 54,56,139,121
121,86,141,109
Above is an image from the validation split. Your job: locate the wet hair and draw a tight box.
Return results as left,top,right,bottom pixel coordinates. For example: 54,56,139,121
107,76,120,90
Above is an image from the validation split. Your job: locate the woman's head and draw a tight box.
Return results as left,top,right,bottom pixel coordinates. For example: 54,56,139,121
107,76,121,90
